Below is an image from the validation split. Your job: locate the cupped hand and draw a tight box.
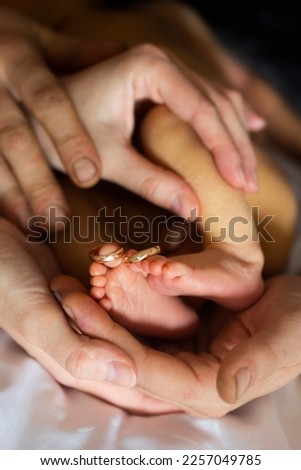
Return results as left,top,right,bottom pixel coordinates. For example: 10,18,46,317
213,275,301,404
54,274,301,417
0,7,124,229
0,218,176,414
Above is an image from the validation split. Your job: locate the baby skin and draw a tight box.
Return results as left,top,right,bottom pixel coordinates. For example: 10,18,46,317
90,244,200,339
90,106,268,336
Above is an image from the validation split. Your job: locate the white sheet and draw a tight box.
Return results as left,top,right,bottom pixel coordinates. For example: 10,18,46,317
1,328,300,450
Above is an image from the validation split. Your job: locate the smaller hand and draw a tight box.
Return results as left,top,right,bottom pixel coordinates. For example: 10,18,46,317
33,44,263,218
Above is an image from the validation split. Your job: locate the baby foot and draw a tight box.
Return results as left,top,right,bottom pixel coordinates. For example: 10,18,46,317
89,244,199,339
139,249,264,311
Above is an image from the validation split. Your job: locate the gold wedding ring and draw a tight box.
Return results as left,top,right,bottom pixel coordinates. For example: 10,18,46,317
126,245,161,263
89,244,161,264
89,244,125,264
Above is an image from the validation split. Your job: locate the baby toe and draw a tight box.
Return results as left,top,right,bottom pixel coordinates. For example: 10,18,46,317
142,256,167,276
99,297,113,312
90,286,105,300
90,275,106,287
162,261,187,279
89,262,107,276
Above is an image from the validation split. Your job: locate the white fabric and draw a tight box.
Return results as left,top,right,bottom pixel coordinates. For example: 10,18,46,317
0,329,301,450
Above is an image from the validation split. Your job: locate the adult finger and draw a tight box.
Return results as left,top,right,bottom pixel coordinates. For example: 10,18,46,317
147,47,258,192
6,287,137,389
99,135,200,218
50,274,87,298
244,103,267,132
51,275,181,414
0,224,136,389
0,154,31,227
222,87,266,132
61,290,231,417
191,80,258,192
2,38,102,188
0,88,68,225
216,298,301,404
211,89,258,192
36,25,127,71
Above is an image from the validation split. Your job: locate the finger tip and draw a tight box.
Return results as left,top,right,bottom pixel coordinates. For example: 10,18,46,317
72,157,102,188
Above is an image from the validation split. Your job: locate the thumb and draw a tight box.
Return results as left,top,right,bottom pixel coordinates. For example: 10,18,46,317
216,318,301,404
103,141,200,219
36,26,126,71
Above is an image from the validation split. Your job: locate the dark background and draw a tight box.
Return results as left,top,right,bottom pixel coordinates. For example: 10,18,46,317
188,0,301,108
188,0,300,64
102,0,301,109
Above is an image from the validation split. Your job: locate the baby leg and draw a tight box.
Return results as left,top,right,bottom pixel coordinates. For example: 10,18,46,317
139,106,264,311
89,244,200,339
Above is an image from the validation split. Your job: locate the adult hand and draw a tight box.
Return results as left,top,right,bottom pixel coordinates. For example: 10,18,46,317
53,275,301,416
214,275,301,404
0,7,124,228
33,45,263,219
0,218,177,414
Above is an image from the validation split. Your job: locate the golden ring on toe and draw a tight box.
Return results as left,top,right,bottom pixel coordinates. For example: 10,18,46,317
126,245,161,263
89,244,125,264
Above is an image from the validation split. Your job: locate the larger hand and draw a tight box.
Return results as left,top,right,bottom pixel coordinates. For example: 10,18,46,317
0,218,177,415
0,7,123,228
54,275,301,416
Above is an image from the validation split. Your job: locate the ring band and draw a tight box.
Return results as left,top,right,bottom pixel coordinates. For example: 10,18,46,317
89,244,125,263
126,245,161,263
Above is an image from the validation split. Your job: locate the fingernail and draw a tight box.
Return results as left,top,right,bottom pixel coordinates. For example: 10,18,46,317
247,170,259,193
236,165,246,189
249,114,267,131
106,361,136,387
62,304,76,322
73,157,98,184
51,289,62,304
234,367,251,401
171,195,196,219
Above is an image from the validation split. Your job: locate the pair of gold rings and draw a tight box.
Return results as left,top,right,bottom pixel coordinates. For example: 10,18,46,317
89,244,160,264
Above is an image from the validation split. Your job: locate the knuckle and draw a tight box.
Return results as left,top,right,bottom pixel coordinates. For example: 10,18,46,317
0,122,31,151
138,173,165,201
65,343,95,379
216,94,232,113
0,34,30,58
259,341,279,372
200,100,219,119
55,130,87,155
26,179,55,204
191,100,218,130
0,186,24,212
29,82,67,112
131,43,167,60
225,88,244,105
